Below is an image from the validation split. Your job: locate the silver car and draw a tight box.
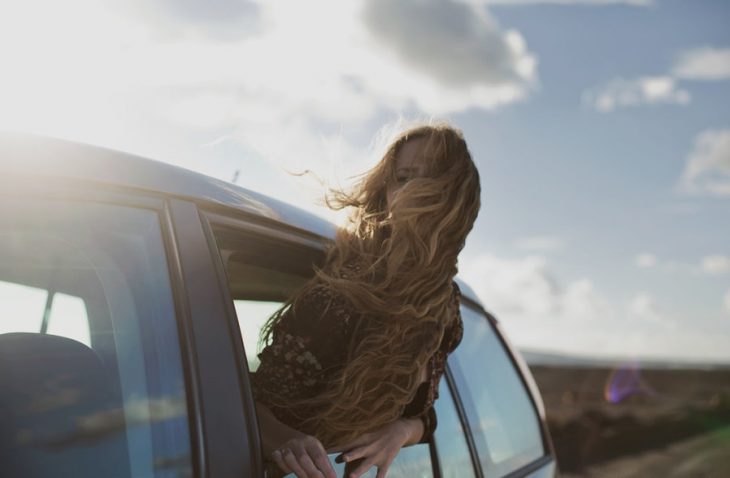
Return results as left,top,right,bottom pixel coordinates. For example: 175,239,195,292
0,132,557,478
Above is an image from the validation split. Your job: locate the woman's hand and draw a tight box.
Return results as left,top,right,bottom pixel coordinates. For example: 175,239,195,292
254,400,336,478
328,417,424,478
269,434,337,478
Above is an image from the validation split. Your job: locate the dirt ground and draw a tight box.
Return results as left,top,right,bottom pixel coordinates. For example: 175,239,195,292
528,365,730,476
560,426,730,478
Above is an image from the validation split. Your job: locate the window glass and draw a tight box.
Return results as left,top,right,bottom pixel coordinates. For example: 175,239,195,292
280,443,434,478
384,443,433,477
433,377,476,478
0,280,47,333
449,306,544,476
45,292,91,346
234,299,284,372
0,199,192,478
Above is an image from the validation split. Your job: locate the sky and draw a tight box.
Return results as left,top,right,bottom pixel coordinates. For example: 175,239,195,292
1,0,728,363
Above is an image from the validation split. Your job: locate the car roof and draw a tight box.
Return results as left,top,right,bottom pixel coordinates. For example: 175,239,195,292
0,131,482,307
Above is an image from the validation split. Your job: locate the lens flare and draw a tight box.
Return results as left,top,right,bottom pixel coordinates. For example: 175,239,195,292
604,361,656,403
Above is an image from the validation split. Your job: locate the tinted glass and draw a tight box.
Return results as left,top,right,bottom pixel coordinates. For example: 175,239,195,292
280,443,433,478
0,199,192,478
449,306,543,476
433,377,476,478
381,443,433,477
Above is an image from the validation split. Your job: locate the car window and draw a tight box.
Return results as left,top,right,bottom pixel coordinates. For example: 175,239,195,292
433,376,477,478
312,444,433,478
449,305,544,476
233,299,284,372
0,199,192,478
211,224,436,478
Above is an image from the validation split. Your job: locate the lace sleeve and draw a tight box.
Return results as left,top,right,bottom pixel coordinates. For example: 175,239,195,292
250,285,350,406
443,281,463,354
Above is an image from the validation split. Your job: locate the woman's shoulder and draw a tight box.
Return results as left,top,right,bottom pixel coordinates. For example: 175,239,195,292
285,280,357,336
448,280,462,317
451,280,462,301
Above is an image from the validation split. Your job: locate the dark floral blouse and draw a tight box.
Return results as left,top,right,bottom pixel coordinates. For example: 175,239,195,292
250,277,463,444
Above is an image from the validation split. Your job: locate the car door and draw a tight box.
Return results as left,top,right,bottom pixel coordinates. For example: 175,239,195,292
0,179,196,478
200,208,440,477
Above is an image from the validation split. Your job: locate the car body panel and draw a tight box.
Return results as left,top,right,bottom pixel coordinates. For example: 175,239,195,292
0,132,556,478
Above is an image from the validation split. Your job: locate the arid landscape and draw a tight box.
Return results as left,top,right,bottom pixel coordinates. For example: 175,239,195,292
527,360,730,477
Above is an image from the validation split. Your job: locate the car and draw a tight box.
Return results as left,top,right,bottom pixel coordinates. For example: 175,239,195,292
0,131,557,478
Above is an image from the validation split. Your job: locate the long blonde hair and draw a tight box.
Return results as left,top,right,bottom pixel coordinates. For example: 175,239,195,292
260,122,481,446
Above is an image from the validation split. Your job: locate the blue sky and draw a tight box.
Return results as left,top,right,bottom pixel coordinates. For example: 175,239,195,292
1,0,728,362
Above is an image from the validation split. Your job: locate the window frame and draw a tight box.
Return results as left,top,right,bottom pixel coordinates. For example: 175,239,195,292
199,207,447,478
197,207,333,477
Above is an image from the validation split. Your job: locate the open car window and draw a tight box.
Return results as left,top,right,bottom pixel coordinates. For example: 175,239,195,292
210,222,435,477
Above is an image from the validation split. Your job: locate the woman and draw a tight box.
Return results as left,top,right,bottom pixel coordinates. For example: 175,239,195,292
251,122,481,478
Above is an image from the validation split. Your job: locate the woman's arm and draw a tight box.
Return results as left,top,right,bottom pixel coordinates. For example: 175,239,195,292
255,400,337,478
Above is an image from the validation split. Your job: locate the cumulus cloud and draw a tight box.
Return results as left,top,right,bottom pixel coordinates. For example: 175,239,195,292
582,76,690,112
635,253,657,268
457,253,728,361
627,292,671,325
457,253,621,329
124,0,263,41
701,255,730,275
672,47,730,81
584,46,729,114
514,235,564,252
460,254,562,317
363,0,536,87
678,128,730,196
0,0,540,213
465,0,653,5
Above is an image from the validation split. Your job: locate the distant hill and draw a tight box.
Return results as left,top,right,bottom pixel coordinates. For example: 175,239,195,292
518,348,730,370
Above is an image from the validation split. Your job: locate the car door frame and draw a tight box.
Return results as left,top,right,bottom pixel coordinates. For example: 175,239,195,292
196,205,450,478
191,204,334,477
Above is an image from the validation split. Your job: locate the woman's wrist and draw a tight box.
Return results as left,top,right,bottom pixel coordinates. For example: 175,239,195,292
396,417,425,446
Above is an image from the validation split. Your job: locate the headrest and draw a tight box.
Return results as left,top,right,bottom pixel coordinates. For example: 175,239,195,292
0,332,107,411
0,333,132,477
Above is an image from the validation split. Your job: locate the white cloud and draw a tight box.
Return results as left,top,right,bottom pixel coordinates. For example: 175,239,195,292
725,289,730,314
678,128,730,197
701,255,730,275
363,0,537,88
460,254,562,317
465,0,653,5
459,253,615,353
582,76,691,112
583,45,729,114
514,235,564,252
458,252,730,361
560,278,614,323
635,253,657,268
627,292,672,326
0,0,539,217
672,47,730,81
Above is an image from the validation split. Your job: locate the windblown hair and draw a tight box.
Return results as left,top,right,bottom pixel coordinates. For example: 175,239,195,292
259,123,481,447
